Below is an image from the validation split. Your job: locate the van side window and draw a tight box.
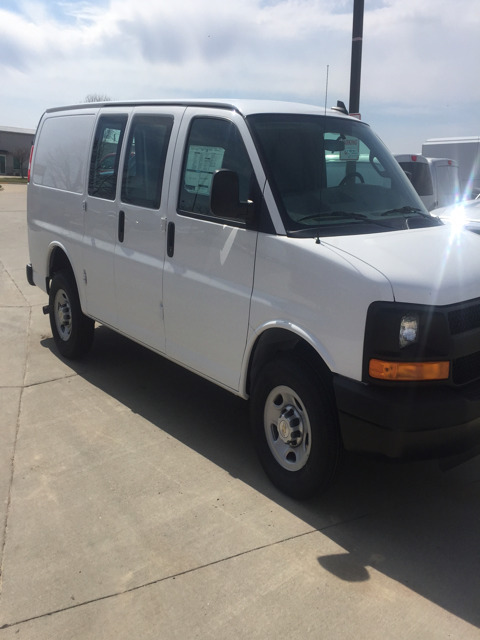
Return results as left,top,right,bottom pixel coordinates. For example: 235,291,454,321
178,117,254,219
88,115,128,200
121,115,173,209
32,114,95,193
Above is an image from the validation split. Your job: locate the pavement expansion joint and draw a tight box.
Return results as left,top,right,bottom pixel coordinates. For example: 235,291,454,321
0,511,375,631
0,527,321,630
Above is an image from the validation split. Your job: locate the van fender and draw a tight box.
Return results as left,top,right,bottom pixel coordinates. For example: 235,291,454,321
239,319,336,399
46,241,87,311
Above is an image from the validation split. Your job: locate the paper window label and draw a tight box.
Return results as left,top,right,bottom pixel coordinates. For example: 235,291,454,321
185,145,225,195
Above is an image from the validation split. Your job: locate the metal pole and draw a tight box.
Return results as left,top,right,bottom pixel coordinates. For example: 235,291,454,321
349,0,364,116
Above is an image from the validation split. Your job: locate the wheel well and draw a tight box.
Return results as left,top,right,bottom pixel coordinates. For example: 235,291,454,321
246,328,332,396
47,247,74,293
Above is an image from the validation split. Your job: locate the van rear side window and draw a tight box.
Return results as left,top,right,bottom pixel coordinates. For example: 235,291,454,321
121,115,173,209
33,114,95,193
88,115,128,200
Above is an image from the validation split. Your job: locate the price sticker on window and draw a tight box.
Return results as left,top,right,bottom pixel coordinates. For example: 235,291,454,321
185,145,225,195
340,138,360,161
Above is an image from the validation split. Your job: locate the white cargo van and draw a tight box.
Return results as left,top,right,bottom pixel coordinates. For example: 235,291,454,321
394,154,459,210
26,100,480,498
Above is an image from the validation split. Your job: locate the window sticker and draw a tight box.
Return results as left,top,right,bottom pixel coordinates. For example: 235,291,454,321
185,145,225,195
340,138,360,161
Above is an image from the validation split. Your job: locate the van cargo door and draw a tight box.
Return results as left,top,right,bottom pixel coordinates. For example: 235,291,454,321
83,111,129,326
113,109,182,351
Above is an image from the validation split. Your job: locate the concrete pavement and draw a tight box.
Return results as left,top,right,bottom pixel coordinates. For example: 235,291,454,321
1,184,479,638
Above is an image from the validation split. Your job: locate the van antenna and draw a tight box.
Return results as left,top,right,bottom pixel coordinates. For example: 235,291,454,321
324,65,329,115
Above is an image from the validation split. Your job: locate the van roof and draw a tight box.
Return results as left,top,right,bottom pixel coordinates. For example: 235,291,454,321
44,98,354,119
394,154,429,164
394,154,459,167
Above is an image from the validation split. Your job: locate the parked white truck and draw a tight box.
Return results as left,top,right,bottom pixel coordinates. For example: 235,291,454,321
26,99,480,498
422,136,480,200
394,154,459,210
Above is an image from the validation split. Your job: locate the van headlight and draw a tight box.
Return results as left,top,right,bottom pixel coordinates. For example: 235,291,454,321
364,303,450,382
399,313,419,348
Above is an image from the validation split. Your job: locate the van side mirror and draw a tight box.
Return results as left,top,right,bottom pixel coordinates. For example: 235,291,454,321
210,170,255,224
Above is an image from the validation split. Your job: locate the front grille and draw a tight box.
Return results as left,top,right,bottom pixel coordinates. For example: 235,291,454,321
452,351,480,385
447,298,480,386
448,303,480,335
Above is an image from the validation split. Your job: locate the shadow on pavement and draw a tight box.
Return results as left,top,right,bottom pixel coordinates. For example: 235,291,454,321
42,325,480,629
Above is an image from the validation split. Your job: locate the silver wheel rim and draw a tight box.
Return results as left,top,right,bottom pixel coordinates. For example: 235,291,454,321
264,384,312,472
53,288,72,342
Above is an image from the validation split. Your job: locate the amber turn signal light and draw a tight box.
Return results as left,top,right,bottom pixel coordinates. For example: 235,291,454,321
369,359,450,381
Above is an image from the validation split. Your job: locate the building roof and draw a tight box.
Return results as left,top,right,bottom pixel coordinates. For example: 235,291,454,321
0,125,36,135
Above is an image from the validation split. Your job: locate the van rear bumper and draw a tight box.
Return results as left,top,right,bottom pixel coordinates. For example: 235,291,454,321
334,375,480,459
26,263,35,286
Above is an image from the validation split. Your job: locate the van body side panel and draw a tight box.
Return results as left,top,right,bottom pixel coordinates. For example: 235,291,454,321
249,234,393,382
27,112,97,299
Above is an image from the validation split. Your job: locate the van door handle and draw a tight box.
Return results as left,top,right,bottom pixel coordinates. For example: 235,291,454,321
167,222,175,257
118,210,125,242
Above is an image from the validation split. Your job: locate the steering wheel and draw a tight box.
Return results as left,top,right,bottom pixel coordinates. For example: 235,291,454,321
339,172,365,186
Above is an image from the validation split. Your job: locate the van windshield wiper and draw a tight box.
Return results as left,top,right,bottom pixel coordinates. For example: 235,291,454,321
380,206,429,218
380,206,443,226
294,210,396,232
297,210,369,223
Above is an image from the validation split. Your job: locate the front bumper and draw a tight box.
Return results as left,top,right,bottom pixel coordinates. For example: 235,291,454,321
334,375,480,459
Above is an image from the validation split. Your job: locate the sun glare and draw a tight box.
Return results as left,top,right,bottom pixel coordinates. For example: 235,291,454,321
447,203,468,236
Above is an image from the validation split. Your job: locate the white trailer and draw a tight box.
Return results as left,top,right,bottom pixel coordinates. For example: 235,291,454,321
422,137,480,199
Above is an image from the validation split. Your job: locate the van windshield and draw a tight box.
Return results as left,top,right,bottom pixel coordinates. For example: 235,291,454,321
396,160,433,196
248,114,440,237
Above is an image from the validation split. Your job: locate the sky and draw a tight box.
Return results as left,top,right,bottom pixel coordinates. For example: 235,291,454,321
1,0,479,154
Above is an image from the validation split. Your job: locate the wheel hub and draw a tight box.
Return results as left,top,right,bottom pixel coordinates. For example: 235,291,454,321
277,405,303,447
54,289,72,340
58,303,71,326
264,385,312,473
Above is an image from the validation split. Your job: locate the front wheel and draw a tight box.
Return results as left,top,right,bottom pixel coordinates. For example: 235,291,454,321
250,356,341,499
49,270,94,359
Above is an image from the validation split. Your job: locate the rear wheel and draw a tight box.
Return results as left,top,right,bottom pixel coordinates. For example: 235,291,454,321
251,356,341,499
49,270,94,359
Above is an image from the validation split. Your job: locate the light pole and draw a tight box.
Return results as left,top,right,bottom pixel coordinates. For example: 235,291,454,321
349,0,364,117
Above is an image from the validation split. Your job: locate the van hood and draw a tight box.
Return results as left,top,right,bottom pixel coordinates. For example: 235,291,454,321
322,225,480,305
435,199,480,235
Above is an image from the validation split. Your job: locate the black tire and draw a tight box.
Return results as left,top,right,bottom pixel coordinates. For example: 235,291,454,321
250,356,341,499
49,270,94,359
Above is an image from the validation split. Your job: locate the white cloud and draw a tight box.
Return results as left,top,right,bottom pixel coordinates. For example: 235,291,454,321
1,0,479,152
364,0,480,105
